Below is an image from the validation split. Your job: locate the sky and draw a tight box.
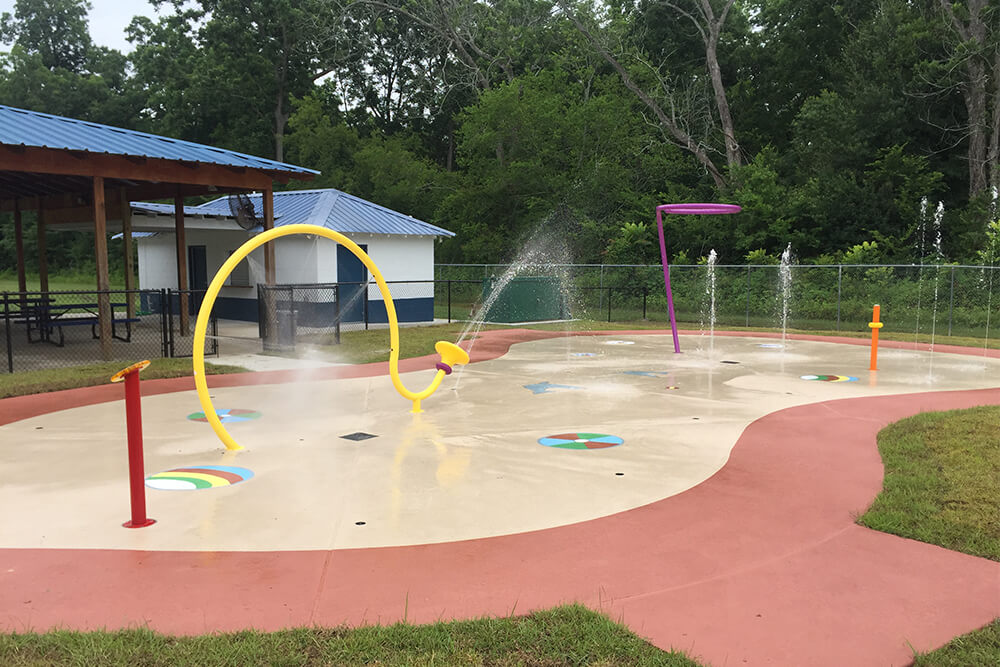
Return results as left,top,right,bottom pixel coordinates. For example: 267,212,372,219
0,0,157,53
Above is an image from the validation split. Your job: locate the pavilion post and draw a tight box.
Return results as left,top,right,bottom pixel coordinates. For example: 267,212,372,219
174,193,189,336
93,176,112,360
121,190,136,319
13,199,26,307
37,198,49,297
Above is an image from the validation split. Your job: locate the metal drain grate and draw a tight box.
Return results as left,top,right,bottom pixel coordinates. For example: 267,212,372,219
341,432,377,441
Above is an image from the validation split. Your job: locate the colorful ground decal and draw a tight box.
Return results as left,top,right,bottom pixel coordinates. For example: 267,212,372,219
523,381,582,395
666,385,679,390
758,343,784,348
187,408,262,423
800,374,859,382
571,352,597,357
623,370,669,377
145,465,254,490
538,433,624,450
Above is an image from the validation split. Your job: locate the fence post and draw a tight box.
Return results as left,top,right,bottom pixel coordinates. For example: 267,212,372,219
166,288,175,357
364,283,369,330
334,285,341,344
4,293,12,373
447,279,452,323
947,266,955,336
599,265,605,311
607,286,612,322
159,289,168,358
836,265,843,331
745,265,751,327
642,286,648,320
210,312,218,356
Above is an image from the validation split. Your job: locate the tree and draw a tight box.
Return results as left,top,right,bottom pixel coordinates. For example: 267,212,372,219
737,0,876,149
0,0,93,73
936,0,999,197
130,0,331,161
661,0,740,166
557,0,746,186
438,68,690,262
0,0,136,127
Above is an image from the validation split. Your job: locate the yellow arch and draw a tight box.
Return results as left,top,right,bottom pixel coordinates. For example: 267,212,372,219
192,223,469,451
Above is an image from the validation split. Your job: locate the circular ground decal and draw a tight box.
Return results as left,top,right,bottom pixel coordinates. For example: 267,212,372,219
146,465,254,490
538,433,624,450
571,352,597,357
187,408,262,423
758,343,784,349
604,340,634,345
800,374,858,382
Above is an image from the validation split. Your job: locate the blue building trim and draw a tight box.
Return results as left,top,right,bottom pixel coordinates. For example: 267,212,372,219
140,293,434,325
366,297,434,323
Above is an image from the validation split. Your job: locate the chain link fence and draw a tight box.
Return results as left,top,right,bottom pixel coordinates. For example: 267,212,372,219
2,288,217,373
436,263,1000,341
7,265,998,372
256,280,440,352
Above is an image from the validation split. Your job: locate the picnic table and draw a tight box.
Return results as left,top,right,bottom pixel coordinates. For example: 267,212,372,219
24,301,140,346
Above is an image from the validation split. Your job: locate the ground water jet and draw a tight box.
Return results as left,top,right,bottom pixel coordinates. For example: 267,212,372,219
452,214,575,389
701,249,718,356
778,243,793,347
928,202,945,362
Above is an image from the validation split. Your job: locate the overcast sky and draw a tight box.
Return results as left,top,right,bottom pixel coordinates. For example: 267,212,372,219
0,0,157,53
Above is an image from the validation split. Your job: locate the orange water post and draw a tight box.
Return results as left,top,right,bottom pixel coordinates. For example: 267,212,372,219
869,305,883,371
111,360,156,528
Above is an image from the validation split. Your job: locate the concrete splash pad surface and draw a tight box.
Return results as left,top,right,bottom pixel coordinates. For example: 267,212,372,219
1,331,999,667
3,334,1000,552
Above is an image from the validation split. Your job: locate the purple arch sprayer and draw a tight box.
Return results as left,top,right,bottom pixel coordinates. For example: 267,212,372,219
655,203,742,353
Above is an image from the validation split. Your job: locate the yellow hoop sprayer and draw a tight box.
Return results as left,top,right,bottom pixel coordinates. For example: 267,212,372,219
192,224,469,451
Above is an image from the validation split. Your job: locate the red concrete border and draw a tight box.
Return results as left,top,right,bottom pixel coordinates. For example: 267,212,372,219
1,330,998,666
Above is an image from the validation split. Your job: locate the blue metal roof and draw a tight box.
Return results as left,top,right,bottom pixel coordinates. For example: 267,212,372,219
111,231,160,240
195,188,455,237
0,105,318,175
131,202,232,217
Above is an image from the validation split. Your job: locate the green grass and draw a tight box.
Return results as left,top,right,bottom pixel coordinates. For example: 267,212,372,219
0,604,701,666
0,274,127,293
858,406,1000,561
324,318,1000,366
0,359,248,399
913,620,1000,666
859,406,1000,664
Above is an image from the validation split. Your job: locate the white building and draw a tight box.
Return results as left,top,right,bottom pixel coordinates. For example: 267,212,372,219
123,189,454,323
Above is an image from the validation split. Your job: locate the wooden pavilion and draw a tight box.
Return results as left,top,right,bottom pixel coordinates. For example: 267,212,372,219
0,105,317,358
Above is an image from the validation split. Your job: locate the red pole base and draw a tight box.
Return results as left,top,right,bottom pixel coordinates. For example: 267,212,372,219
123,518,156,529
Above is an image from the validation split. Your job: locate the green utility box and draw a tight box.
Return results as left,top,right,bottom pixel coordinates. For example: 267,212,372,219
481,276,569,323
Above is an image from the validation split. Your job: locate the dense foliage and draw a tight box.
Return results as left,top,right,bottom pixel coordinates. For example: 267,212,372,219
1,0,999,270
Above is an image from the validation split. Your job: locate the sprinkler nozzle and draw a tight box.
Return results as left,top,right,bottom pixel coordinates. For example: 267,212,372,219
435,340,470,367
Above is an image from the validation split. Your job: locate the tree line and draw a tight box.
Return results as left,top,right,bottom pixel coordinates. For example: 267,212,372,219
1,0,998,271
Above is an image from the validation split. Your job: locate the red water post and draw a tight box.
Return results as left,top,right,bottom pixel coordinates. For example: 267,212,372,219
114,361,155,528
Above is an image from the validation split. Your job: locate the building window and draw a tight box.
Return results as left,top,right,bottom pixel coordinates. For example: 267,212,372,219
228,251,250,287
